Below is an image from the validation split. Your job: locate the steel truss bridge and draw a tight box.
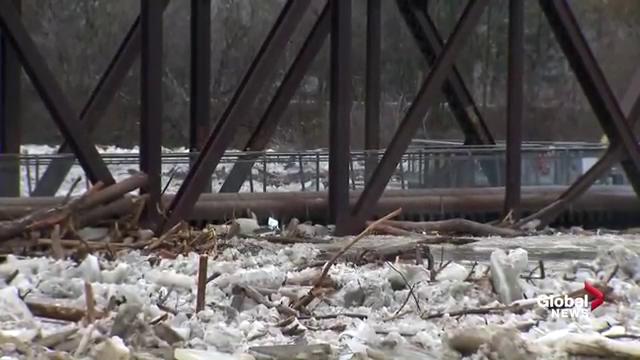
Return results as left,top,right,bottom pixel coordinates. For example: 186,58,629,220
1,0,640,234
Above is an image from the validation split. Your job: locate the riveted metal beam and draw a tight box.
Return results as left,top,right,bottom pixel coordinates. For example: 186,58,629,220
329,0,352,234
220,4,330,193
33,0,171,197
397,0,494,146
397,0,498,186
539,0,640,193
0,0,20,197
516,67,640,229
364,0,381,182
162,0,311,232
504,0,525,219
349,0,488,232
140,0,163,225
190,0,211,192
0,0,113,186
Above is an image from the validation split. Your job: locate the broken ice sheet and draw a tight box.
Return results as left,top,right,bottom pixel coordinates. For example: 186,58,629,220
490,248,528,304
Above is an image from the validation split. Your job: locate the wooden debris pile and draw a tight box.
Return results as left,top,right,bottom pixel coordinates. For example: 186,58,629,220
0,174,151,256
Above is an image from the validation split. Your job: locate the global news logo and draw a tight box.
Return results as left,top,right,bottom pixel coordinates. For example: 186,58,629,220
536,282,604,319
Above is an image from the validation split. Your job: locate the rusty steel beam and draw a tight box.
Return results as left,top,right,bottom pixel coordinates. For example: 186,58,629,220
33,1,171,197
220,4,330,193
396,0,494,146
516,68,640,229
397,0,499,186
349,0,489,232
190,0,211,186
329,0,352,234
140,0,163,225
364,0,381,182
540,0,640,193
163,0,312,232
0,0,113,186
504,0,524,219
3,186,639,221
0,0,21,197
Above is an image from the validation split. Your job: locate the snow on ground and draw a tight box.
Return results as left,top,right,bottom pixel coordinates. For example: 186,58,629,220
1,234,640,358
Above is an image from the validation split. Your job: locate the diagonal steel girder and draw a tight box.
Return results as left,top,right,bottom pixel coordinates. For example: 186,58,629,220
219,4,330,193
161,0,312,232
396,0,494,146
397,0,499,187
515,68,640,229
348,0,489,232
0,1,113,186
539,0,640,193
33,0,171,196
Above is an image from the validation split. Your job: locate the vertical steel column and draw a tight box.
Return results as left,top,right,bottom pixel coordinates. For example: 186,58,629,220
504,0,524,219
33,0,171,196
190,0,211,192
140,0,163,225
220,5,330,193
0,0,20,197
350,0,488,232
162,0,311,232
329,0,352,234
364,0,381,182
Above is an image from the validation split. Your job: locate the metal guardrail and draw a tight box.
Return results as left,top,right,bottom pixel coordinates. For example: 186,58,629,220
0,144,626,196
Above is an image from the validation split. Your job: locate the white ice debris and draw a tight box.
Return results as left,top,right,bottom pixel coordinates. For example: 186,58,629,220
0,234,638,359
233,218,261,236
101,263,130,284
77,254,102,283
605,244,640,281
436,262,468,282
174,349,238,360
147,270,195,289
490,248,529,304
0,287,33,323
93,336,131,360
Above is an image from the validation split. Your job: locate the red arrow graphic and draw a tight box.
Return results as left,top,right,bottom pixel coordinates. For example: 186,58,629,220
584,281,604,310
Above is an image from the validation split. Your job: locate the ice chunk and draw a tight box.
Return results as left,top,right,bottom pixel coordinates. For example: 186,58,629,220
147,270,195,289
490,249,528,304
78,254,102,282
101,263,130,284
94,336,130,360
0,287,33,323
436,263,468,282
233,218,260,236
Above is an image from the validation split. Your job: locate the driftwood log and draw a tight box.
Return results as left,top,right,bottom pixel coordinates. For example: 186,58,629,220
372,219,522,237
0,174,148,241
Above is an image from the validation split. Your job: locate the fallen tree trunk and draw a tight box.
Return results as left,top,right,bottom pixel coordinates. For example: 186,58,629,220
370,223,416,237
77,194,148,228
27,301,104,323
0,174,148,241
376,219,522,237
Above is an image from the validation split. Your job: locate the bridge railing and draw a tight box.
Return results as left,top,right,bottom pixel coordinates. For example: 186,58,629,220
0,144,624,197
